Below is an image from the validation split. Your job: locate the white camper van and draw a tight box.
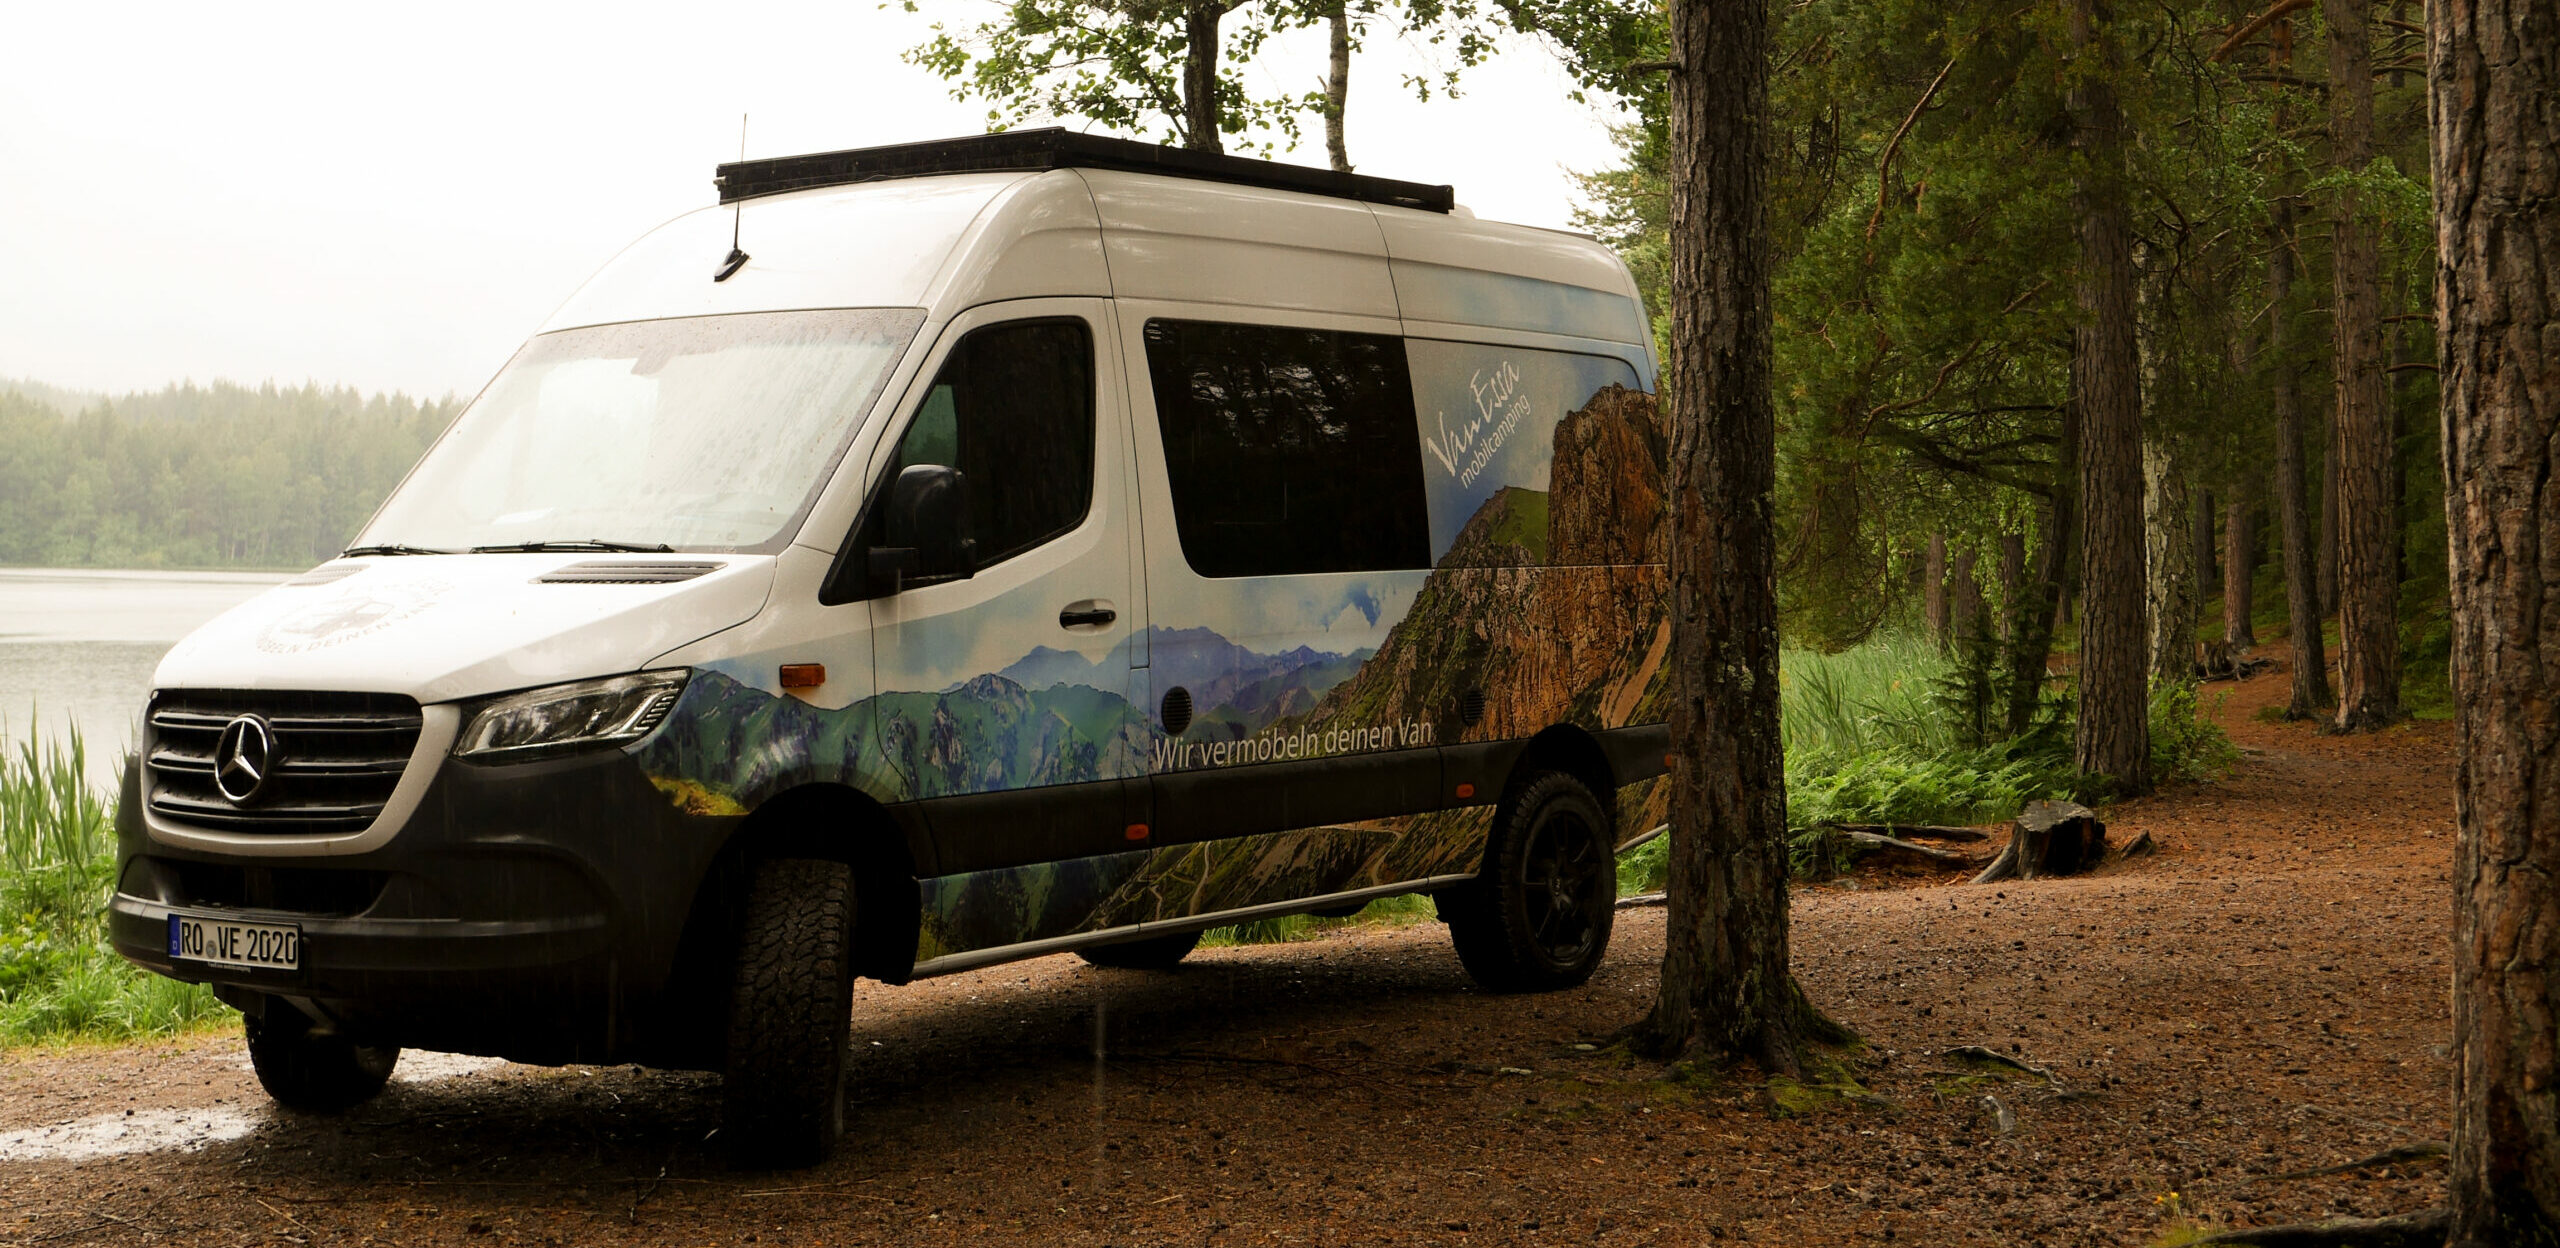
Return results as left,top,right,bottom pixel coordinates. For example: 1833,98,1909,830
112,131,1672,1164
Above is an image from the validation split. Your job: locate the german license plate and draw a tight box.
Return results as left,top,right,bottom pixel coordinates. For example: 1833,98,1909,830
168,912,300,971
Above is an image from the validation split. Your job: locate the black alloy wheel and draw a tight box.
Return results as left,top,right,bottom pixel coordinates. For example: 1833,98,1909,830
1441,770,1617,992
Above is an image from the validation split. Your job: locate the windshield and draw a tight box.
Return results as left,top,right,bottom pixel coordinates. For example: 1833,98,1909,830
360,308,924,552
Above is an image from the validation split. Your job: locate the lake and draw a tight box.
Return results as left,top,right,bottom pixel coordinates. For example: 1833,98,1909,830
0,568,291,790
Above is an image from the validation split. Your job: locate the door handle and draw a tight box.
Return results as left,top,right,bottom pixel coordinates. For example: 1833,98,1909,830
1059,600,1117,630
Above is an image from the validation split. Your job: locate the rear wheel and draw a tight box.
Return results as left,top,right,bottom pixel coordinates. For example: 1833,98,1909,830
244,1011,398,1114
722,858,857,1169
1077,929,1201,970
1441,771,1616,992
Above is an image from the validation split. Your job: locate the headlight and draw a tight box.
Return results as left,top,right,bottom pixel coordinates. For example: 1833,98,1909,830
453,671,689,760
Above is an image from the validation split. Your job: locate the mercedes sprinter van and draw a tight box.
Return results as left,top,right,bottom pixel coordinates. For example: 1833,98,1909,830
112,130,1671,1164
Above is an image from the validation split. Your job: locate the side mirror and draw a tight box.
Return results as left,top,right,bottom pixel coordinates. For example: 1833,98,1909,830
869,464,974,592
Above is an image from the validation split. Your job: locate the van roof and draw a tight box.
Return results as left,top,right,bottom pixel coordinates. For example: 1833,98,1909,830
714,128,1455,215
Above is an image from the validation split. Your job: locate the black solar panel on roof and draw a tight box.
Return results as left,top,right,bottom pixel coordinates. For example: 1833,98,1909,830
713,128,1454,214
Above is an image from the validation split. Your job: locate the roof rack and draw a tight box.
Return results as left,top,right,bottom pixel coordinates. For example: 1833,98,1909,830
713,128,1454,214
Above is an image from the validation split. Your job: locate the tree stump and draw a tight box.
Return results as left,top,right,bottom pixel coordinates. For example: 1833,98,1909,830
1971,800,2108,883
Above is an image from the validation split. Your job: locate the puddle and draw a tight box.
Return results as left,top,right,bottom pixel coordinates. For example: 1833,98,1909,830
0,1106,260,1163
2,1051,509,1163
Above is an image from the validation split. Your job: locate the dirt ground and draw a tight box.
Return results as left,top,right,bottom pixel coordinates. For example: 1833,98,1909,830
1,645,2460,1247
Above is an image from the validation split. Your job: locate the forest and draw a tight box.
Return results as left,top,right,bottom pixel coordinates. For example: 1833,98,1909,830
0,380,455,569
0,0,2550,1240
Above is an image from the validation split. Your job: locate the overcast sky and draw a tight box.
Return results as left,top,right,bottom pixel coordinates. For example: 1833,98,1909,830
0,2,1630,400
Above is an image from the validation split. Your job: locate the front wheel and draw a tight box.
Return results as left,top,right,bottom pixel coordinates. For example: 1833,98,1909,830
1440,771,1616,992
245,1011,398,1114
722,858,857,1169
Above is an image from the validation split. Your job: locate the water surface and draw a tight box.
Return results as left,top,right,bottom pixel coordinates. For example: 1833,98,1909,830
0,568,290,788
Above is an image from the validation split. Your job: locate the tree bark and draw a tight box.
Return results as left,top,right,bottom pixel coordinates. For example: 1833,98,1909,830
2008,416,2076,738
2195,487,2219,594
2141,248,2196,687
2327,0,2399,731
1925,530,1951,646
2225,494,2260,650
2320,434,2342,616
2432,0,2560,1239
2270,200,2333,717
1998,531,2027,641
1323,4,1352,172
1636,0,1821,1069
1182,1,1227,153
2067,0,2151,796
1950,545,1984,643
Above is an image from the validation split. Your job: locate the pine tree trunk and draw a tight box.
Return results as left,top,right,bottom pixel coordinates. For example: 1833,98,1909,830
2320,434,2342,615
2270,200,2333,717
2067,0,2150,795
2225,495,2259,650
1925,530,1950,646
2145,435,2197,686
2195,487,2219,594
1182,1,1227,153
2140,252,2196,688
2328,0,2399,731
2426,0,2549,1237
1950,545,1984,642
1998,531,2027,641
1324,5,1352,172
2008,412,2077,739
1636,0,1813,1069
2433,0,2560,1237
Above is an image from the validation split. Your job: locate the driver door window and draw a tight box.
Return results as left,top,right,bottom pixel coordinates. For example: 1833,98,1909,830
864,318,1095,577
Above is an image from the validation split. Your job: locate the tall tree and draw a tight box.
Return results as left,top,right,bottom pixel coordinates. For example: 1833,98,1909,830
2067,0,2151,794
2433,0,2560,1238
908,0,1278,154
2327,0,2401,730
2269,197,2333,716
1323,2,1353,169
2224,492,2259,648
1635,0,1828,1069
2141,253,2198,687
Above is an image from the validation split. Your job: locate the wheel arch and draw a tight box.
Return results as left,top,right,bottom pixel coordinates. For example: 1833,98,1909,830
1503,723,1619,825
651,783,923,1066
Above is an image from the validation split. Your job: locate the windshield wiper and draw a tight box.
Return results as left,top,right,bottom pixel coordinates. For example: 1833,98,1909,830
342,543,461,556
470,539,678,554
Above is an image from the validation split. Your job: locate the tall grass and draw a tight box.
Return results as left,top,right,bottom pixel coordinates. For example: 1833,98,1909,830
1618,633,2237,890
0,717,231,1044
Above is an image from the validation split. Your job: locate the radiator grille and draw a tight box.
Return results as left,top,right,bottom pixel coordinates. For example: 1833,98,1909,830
145,690,422,836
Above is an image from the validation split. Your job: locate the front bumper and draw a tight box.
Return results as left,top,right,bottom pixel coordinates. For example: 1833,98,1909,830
109,740,741,1065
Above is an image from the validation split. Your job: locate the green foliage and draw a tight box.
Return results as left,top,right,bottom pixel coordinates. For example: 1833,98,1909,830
0,719,231,1045
1198,890,1437,945
903,0,1513,157
2147,683,2239,786
0,380,454,569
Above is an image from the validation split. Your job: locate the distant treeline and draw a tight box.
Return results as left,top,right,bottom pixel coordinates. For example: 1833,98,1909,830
0,379,458,569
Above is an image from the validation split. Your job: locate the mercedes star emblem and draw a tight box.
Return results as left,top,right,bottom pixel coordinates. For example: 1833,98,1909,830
213,714,278,805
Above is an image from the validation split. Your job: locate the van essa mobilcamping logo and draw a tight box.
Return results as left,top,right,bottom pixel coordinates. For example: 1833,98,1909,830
1422,360,1532,488
1149,718,1436,773
257,581,452,654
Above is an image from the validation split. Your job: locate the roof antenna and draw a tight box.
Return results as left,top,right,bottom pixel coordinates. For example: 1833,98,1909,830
714,113,750,282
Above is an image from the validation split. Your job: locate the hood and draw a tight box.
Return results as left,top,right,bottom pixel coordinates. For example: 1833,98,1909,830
153,554,777,705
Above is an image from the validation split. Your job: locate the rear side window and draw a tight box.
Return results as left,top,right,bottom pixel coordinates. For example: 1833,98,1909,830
875,318,1095,571
1143,319,1431,578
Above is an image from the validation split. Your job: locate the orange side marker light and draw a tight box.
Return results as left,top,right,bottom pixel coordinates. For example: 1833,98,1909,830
1125,823,1151,842
780,663,826,689
1454,783,1476,800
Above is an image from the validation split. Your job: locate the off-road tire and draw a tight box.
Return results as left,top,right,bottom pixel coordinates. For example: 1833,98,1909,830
244,1012,398,1114
1439,771,1616,992
1076,929,1202,970
722,858,857,1169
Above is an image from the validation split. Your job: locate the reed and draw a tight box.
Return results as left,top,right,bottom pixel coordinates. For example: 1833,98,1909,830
0,714,230,1045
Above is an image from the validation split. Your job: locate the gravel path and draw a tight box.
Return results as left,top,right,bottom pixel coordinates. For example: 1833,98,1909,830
0,646,2457,1246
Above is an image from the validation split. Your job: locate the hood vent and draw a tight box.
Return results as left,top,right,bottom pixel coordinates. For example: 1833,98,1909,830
535,560,725,585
